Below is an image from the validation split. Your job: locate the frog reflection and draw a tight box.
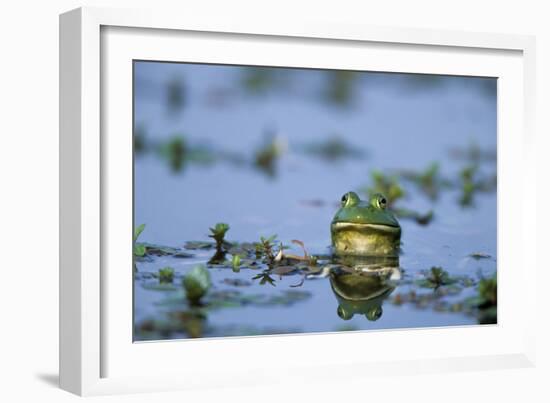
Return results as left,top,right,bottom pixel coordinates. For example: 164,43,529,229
329,257,400,322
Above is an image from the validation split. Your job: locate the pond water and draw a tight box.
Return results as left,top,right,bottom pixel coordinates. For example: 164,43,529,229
133,62,497,341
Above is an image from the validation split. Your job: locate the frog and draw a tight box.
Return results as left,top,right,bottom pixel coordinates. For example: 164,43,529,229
331,191,401,257
329,266,398,321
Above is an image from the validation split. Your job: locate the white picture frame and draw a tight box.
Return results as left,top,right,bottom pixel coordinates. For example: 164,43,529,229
59,6,537,396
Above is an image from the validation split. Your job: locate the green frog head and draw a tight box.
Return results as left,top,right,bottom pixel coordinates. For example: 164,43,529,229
331,191,401,257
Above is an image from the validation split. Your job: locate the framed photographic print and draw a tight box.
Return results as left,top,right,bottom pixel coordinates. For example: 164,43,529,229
60,7,537,396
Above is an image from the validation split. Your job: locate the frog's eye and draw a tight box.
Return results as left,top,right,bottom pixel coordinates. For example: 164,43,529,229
377,196,387,209
341,194,348,206
341,191,359,207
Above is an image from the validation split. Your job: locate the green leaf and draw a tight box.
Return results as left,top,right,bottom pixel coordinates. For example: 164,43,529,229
232,255,241,272
208,223,230,246
134,224,146,242
134,243,146,257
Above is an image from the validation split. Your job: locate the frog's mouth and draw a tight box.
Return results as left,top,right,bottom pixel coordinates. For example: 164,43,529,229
332,222,401,234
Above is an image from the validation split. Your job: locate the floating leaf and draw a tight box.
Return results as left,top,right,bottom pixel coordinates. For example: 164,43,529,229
228,242,256,257
144,244,193,258
222,278,251,287
184,241,215,250
272,266,297,276
469,252,491,260
141,282,178,292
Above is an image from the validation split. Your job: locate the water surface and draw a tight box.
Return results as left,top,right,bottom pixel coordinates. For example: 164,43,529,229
133,62,497,340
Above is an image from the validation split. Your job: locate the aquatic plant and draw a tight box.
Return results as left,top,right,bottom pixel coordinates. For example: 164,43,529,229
417,266,457,289
166,76,186,113
253,135,286,177
301,136,365,162
324,70,357,106
133,223,147,258
242,68,277,94
274,239,318,268
252,271,277,287
183,265,211,305
157,135,217,173
208,251,226,266
466,273,497,324
364,170,405,207
184,241,215,250
142,244,193,258
478,273,497,308
458,164,477,206
469,252,491,260
222,278,251,287
208,223,230,251
158,267,175,283
362,171,433,225
400,162,451,200
449,141,496,164
231,254,241,272
227,242,257,258
457,164,497,207
256,235,278,265
392,207,434,226
159,136,187,172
